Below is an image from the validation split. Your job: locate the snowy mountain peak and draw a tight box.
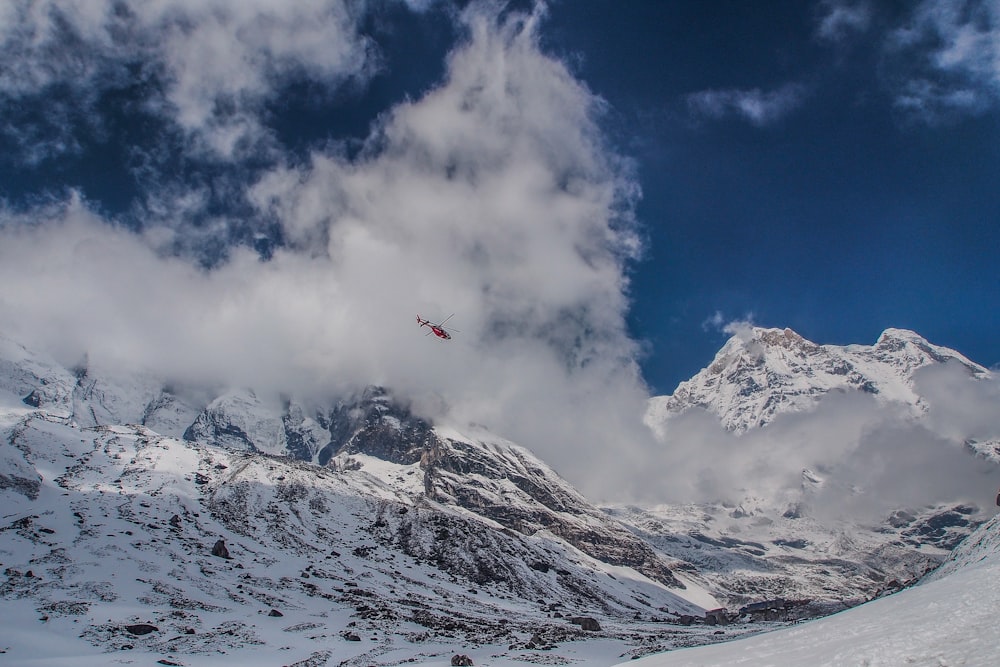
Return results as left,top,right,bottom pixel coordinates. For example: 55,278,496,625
648,327,988,434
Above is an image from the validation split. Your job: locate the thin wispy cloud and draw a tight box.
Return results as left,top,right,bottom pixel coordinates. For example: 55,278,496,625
885,0,1000,123
815,0,872,44
686,83,808,127
701,311,756,340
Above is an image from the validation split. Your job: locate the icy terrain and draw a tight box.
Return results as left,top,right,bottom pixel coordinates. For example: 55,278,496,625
617,512,1000,667
2,328,998,665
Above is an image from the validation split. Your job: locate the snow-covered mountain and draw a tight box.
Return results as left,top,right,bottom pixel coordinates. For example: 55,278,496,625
1,333,727,665
2,328,997,665
646,327,989,434
629,326,999,622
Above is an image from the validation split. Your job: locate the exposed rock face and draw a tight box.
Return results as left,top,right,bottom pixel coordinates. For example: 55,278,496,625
421,431,685,589
318,387,435,465
177,382,693,593
183,386,435,466
185,391,284,453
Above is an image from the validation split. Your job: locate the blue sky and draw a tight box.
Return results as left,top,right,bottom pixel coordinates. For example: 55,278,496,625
0,0,996,405
541,0,1000,392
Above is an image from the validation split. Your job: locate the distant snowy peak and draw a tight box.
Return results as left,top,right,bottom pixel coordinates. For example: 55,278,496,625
647,327,989,434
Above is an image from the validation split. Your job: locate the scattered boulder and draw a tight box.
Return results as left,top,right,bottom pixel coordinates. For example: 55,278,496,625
124,623,159,636
211,539,231,559
569,616,601,632
169,514,181,528
525,632,556,650
451,655,474,666
268,609,283,617
343,631,361,641
704,608,730,626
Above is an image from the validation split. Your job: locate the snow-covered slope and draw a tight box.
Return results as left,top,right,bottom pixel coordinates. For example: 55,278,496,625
0,335,725,665
615,514,1000,667
2,328,997,665
646,327,988,434
604,499,970,620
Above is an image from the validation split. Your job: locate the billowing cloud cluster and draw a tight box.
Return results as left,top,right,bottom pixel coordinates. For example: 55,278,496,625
0,3,655,501
1,0,996,514
648,360,1000,519
0,0,376,159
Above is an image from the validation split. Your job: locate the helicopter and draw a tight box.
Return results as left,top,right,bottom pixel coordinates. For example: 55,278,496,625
416,314,459,340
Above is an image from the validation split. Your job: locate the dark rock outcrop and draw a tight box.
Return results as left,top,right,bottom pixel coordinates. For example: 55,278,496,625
569,616,601,631
211,539,231,559
421,435,685,590
318,387,435,466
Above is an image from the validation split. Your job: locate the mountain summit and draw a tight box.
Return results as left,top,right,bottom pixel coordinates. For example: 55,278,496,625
646,327,989,434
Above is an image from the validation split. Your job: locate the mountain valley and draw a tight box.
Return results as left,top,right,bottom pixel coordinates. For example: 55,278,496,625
1,327,997,665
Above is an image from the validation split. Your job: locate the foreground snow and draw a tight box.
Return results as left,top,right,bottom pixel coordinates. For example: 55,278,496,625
619,514,1000,667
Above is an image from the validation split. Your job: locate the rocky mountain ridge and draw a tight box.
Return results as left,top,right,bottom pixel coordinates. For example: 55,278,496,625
646,327,990,435
2,333,692,597
1,332,725,665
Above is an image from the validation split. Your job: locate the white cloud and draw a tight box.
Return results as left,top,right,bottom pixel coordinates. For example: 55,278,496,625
916,361,1000,445
0,4,653,502
686,83,808,127
701,311,725,331
815,0,872,43
885,0,1000,122
0,0,378,159
701,311,756,341
648,366,1000,519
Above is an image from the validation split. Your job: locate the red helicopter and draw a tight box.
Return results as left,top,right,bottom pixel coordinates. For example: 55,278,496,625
416,314,459,340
